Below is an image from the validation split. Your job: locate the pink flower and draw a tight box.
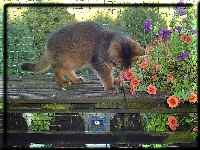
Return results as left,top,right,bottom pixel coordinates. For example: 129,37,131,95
122,68,134,81
147,84,157,95
168,116,179,131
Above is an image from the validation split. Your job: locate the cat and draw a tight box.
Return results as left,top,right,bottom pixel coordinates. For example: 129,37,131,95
21,21,145,90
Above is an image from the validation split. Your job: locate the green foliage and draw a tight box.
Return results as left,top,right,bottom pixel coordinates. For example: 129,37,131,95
164,131,197,144
179,113,198,130
8,17,38,75
142,113,168,133
89,10,127,36
21,7,76,51
7,7,76,75
168,7,197,100
172,9,196,100
89,11,115,27
116,7,166,46
132,7,197,101
31,113,54,131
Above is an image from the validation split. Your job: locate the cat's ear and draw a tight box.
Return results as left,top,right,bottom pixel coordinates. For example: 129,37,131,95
129,38,145,56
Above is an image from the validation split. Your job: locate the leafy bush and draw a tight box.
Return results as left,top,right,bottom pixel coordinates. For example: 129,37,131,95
168,7,197,100
142,113,168,133
153,7,197,101
89,10,115,27
116,7,167,46
179,113,198,130
88,10,128,36
21,7,76,51
8,16,38,75
122,6,197,102
7,7,76,75
31,113,54,131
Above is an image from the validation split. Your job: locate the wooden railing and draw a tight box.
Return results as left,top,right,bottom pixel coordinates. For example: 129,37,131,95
0,73,198,148
0,112,197,148
6,75,197,113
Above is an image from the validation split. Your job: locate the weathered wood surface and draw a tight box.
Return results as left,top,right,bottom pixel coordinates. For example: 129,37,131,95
4,74,197,113
7,74,166,101
1,131,197,146
4,131,168,145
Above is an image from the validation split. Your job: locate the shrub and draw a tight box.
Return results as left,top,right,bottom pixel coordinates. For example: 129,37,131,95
116,7,167,46
88,10,127,35
8,16,37,75
143,113,168,133
7,7,76,75
122,6,197,102
21,7,76,51
31,113,54,131
89,10,115,26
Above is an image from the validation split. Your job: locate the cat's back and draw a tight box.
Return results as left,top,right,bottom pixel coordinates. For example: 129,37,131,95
46,21,107,51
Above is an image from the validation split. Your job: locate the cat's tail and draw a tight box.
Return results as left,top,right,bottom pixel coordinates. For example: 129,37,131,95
21,51,51,73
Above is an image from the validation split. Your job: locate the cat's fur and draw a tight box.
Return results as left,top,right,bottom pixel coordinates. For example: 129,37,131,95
21,22,145,90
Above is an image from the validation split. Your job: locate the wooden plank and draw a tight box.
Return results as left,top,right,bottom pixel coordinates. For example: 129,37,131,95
7,97,197,113
7,90,167,103
4,131,168,145
2,131,197,146
7,106,197,113
7,76,168,103
4,77,198,113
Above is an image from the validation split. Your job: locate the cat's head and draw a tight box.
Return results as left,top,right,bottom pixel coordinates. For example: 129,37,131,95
108,37,145,69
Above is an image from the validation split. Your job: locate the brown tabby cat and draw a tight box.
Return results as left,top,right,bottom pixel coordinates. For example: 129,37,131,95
21,21,145,90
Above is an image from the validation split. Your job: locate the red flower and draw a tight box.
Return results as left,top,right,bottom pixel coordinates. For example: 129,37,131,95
147,84,157,95
121,69,141,96
167,96,180,109
180,34,192,44
168,116,179,131
122,68,134,81
130,78,140,88
129,77,140,95
189,92,198,104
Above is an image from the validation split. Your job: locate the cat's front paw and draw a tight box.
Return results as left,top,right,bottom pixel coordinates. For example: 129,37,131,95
71,76,85,84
